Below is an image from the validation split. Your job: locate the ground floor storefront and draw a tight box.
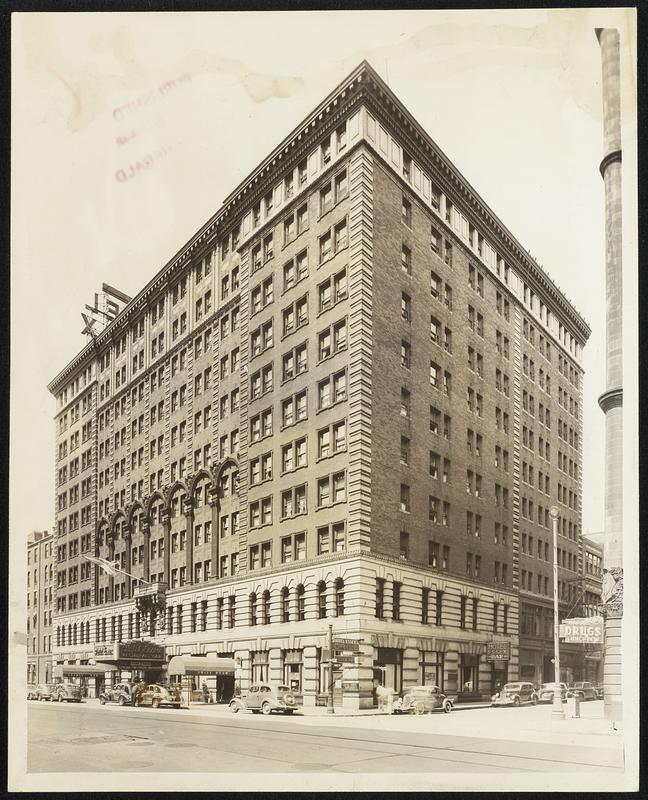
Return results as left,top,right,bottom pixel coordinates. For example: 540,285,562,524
51,552,520,709
54,629,518,710
27,656,52,686
519,641,586,685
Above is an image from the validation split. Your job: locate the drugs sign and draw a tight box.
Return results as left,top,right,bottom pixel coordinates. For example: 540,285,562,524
559,617,604,643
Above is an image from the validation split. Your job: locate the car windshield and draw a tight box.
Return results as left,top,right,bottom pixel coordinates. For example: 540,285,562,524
541,683,558,689
503,684,521,691
277,685,290,692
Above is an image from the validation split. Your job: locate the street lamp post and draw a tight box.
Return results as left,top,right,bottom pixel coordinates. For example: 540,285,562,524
549,506,565,720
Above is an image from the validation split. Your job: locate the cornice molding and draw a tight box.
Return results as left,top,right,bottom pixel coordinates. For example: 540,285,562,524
599,148,622,178
358,67,590,342
49,59,590,393
598,386,623,413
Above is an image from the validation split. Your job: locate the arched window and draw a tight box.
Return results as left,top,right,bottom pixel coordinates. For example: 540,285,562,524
262,590,270,625
335,579,345,616
317,581,327,619
250,593,258,626
73,623,78,645
296,585,306,621
281,587,290,623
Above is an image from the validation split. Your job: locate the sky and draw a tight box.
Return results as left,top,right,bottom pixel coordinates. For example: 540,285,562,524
10,8,637,541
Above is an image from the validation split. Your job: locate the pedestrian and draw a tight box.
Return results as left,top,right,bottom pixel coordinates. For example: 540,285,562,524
202,682,210,704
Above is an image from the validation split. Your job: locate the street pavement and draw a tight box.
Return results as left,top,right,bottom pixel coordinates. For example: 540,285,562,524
27,698,624,784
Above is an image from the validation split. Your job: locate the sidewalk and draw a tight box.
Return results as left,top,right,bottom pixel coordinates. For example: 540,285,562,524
83,696,491,717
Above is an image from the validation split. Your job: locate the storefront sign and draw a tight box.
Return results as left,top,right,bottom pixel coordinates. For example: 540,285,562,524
486,642,511,662
332,638,360,652
93,640,165,663
559,618,604,643
94,642,118,659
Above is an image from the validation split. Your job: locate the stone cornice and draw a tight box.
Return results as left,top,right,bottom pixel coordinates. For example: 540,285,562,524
357,65,591,342
49,59,590,393
598,386,623,412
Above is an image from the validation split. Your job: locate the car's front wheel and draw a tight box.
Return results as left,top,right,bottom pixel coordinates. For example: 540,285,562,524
261,702,272,715
151,698,160,709
513,696,520,706
443,701,453,713
118,696,126,706
229,701,240,714
413,701,425,715
99,697,106,705
58,694,64,703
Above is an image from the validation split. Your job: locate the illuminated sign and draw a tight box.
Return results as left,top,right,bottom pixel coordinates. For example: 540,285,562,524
81,283,132,338
486,641,511,661
559,617,604,643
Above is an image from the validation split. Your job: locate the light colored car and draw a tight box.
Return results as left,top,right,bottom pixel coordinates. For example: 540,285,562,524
537,682,568,703
52,682,83,703
395,685,453,714
230,683,298,715
34,683,55,701
133,683,182,709
99,682,133,706
567,681,598,701
491,682,538,707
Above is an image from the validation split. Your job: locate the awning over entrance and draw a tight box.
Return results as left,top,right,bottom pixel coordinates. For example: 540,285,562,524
53,663,117,678
167,655,236,677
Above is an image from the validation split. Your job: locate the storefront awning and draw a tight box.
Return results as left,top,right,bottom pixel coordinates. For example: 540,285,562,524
167,655,236,677
53,663,117,678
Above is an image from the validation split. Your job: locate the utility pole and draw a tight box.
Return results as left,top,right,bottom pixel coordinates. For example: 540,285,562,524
327,623,335,715
550,506,565,720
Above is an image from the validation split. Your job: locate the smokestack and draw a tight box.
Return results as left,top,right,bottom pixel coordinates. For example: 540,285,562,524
596,27,623,727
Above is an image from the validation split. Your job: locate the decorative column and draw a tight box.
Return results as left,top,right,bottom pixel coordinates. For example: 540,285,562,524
183,497,195,585
209,489,220,579
161,509,171,585
326,581,338,619
141,520,150,583
108,536,115,602
596,26,623,727
124,526,132,598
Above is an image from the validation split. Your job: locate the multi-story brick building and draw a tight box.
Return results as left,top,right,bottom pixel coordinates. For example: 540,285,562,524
47,61,589,708
27,530,55,685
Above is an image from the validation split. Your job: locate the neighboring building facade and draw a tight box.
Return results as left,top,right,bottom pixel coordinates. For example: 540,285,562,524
581,533,604,683
48,62,589,708
27,530,55,685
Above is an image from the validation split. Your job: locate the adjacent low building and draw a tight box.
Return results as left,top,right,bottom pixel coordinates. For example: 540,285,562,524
27,530,55,686
48,61,589,708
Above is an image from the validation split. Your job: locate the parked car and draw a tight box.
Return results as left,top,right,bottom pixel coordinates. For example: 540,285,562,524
230,683,299,715
537,682,568,703
394,685,453,714
34,683,55,701
132,683,182,709
567,681,598,701
27,684,38,700
491,682,538,707
52,682,83,703
99,682,133,706
595,684,605,699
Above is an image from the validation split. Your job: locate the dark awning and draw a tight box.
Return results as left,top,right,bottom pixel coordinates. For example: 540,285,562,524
52,663,117,678
167,655,236,677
